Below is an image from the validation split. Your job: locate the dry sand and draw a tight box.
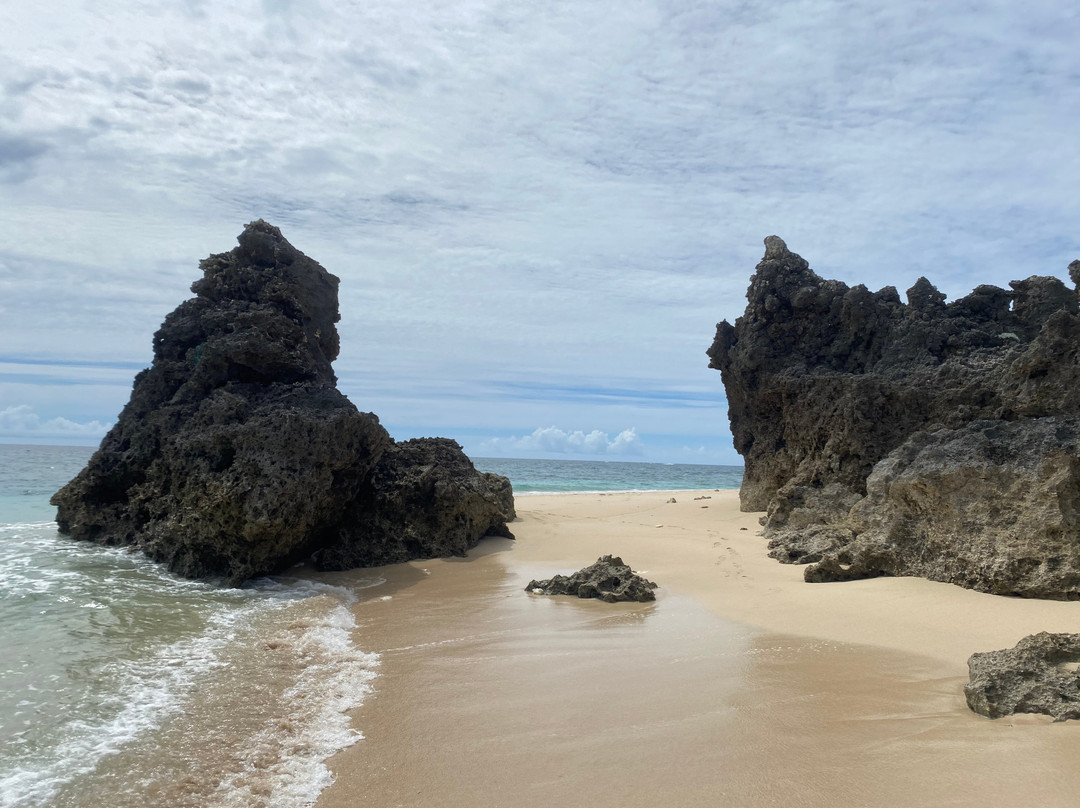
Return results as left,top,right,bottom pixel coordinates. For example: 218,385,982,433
315,490,1080,808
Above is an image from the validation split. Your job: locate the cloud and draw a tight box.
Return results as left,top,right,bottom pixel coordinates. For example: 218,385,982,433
1,0,1078,466
480,426,644,457
0,133,48,166
0,133,49,183
0,405,111,440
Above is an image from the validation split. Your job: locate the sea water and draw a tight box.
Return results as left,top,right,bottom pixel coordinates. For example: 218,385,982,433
0,445,741,807
0,445,380,808
472,457,744,493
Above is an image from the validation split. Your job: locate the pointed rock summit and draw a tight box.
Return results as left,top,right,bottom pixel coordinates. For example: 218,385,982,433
52,221,514,583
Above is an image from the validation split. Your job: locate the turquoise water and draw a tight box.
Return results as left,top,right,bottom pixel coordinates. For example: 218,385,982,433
0,444,94,524
0,445,741,807
473,457,743,493
0,445,379,808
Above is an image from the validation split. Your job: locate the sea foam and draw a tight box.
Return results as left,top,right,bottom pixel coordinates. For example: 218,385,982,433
0,523,379,808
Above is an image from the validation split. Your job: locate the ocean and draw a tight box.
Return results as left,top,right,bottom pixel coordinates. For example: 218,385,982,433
0,444,742,808
472,457,744,493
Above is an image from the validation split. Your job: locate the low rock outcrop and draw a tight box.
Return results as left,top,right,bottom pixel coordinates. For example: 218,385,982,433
52,221,514,583
709,236,1080,599
526,555,658,603
965,633,1080,721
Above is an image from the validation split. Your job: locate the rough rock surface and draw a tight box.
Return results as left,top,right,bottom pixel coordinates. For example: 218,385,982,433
52,221,514,583
965,632,1080,721
526,555,658,603
709,236,1080,599
313,437,515,569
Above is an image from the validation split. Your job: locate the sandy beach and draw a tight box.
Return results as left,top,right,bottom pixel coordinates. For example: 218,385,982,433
315,490,1080,807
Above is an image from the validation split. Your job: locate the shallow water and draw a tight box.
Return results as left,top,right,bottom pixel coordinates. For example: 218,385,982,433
0,446,379,808
315,550,758,807
0,445,742,807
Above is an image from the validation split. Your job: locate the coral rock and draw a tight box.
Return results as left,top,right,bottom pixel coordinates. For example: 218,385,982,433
526,555,658,603
52,221,513,583
965,633,1080,721
710,236,1080,598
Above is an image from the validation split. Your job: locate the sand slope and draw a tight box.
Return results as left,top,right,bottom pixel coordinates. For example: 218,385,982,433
315,491,1080,808
511,490,1080,667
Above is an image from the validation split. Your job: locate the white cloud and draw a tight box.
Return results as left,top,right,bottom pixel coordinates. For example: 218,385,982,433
0,405,111,440
1,0,1078,463
480,426,644,457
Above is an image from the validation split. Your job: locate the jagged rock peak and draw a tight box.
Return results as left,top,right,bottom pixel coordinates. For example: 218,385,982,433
709,237,1080,599
234,219,300,267
906,276,946,310
178,220,341,381
763,234,789,260
1069,259,1080,289
52,222,515,584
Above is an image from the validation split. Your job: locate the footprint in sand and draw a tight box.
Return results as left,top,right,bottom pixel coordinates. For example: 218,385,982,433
714,544,745,577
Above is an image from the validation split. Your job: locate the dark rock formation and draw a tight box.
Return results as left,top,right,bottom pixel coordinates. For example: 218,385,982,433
52,221,514,584
802,419,1080,596
965,632,1080,721
526,555,658,603
709,235,1080,599
313,437,515,569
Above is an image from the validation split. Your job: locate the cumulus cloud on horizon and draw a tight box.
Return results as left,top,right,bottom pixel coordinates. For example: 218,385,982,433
479,426,645,457
0,405,111,441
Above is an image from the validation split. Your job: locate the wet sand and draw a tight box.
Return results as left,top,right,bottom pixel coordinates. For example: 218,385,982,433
316,490,1080,807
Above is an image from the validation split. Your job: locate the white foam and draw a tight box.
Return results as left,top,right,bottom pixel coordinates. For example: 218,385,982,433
0,527,381,808
209,602,379,808
0,605,256,808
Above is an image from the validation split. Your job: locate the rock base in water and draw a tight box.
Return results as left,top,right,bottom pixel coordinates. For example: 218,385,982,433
965,632,1080,721
526,555,657,603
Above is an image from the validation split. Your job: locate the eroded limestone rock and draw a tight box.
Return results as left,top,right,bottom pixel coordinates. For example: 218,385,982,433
709,236,1080,598
965,632,1080,721
802,419,1080,598
526,555,658,603
313,437,515,569
52,221,514,583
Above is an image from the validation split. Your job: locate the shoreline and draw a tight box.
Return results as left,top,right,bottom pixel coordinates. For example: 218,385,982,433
315,489,1080,807
510,487,733,496
493,489,1080,667
530,489,1080,666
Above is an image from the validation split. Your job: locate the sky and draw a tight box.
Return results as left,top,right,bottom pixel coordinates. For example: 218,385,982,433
1,0,1078,464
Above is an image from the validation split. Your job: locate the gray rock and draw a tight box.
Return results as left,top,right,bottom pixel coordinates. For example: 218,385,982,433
709,236,1080,598
52,221,514,584
965,632,1080,721
526,555,658,603
313,437,515,569
804,419,1080,598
